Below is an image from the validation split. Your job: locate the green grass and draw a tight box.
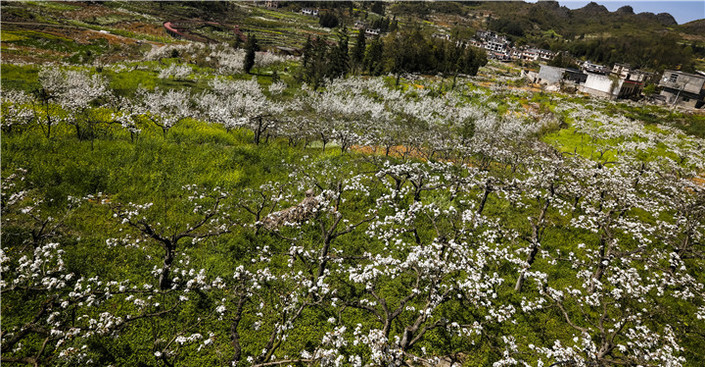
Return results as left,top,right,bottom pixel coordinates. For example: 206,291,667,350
613,102,705,139
0,63,41,92
1,31,29,42
0,28,112,63
25,1,81,11
543,125,619,162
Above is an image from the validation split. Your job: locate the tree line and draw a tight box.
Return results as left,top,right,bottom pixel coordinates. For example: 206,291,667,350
299,26,488,89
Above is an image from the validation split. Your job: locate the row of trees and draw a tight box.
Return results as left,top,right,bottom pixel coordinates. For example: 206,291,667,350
300,27,487,88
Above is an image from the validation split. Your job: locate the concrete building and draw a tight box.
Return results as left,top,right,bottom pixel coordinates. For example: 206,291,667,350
536,49,556,61
537,65,565,85
578,73,643,100
537,65,587,86
532,62,652,100
522,49,540,62
658,70,705,108
579,73,621,99
485,40,508,52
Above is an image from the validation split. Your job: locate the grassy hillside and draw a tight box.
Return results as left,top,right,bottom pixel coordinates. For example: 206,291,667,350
2,2,705,367
2,1,703,70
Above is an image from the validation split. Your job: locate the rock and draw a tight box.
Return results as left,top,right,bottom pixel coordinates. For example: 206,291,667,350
261,189,319,230
656,12,677,26
616,6,634,15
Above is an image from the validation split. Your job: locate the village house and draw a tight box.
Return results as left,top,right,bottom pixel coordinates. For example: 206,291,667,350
579,72,646,100
658,70,705,108
354,20,366,29
581,61,610,74
470,29,558,63
521,49,540,62
475,30,495,40
612,63,631,79
605,64,651,99
476,30,508,44
474,30,511,53
536,65,587,86
510,48,523,60
432,33,451,41
536,49,556,62
264,1,279,9
536,63,644,100
365,28,381,36
469,39,483,48
301,8,319,17
488,50,512,61
617,78,644,99
578,73,621,99
484,39,508,52
537,66,560,84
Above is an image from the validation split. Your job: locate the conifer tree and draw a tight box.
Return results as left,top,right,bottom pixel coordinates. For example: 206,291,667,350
244,34,259,74
329,26,350,78
302,35,313,69
351,30,366,73
364,36,384,76
462,46,487,76
302,36,330,90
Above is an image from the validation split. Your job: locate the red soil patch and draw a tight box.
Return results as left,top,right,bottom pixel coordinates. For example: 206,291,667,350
352,145,428,160
693,173,705,187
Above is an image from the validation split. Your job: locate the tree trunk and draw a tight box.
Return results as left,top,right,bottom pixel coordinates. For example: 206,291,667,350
159,245,175,290
590,227,612,293
516,189,552,292
477,182,492,215
230,296,246,365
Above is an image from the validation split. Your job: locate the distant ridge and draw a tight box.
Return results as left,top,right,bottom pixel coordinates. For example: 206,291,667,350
680,19,705,35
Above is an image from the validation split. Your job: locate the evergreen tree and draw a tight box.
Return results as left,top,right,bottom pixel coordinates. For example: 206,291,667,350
303,37,330,90
364,36,384,76
444,40,466,89
385,27,429,85
329,26,350,78
244,34,259,74
461,46,487,76
549,51,579,69
389,17,399,32
351,30,366,73
319,13,339,28
370,1,385,15
302,35,313,69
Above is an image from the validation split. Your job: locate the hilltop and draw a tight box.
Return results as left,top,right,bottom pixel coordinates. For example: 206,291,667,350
389,1,704,71
1,1,703,71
